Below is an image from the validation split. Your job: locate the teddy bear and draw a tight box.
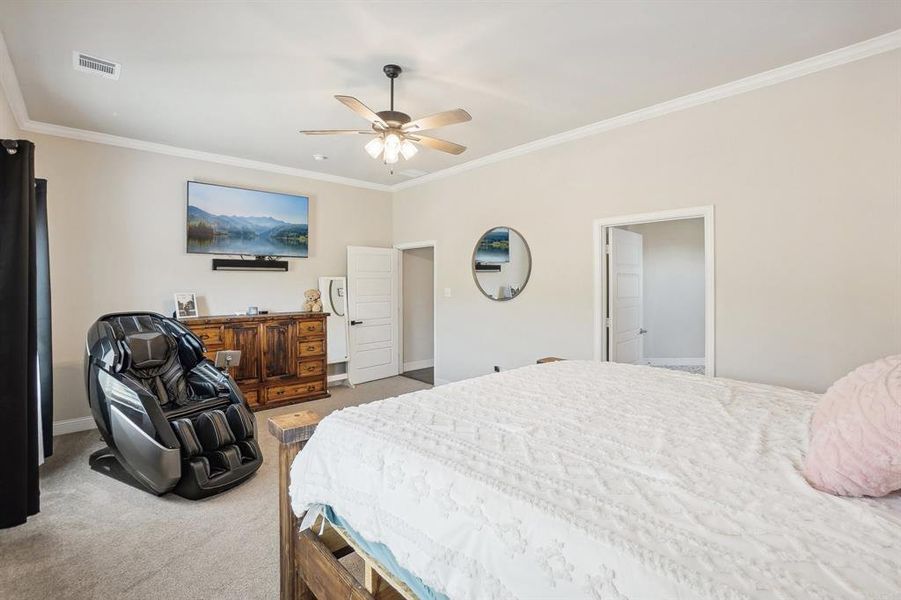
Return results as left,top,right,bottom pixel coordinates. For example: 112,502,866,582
302,288,323,312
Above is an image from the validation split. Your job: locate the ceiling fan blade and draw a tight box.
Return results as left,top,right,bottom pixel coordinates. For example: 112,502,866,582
335,95,387,127
408,134,466,155
403,109,471,132
299,129,376,135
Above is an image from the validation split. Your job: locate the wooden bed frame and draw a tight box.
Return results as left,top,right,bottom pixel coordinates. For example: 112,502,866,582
269,410,417,600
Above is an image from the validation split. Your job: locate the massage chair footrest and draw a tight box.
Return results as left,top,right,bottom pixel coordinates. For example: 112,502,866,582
169,405,262,499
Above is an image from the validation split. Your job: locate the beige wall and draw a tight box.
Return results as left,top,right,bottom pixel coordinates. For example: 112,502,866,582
0,80,19,137
402,247,434,366
393,50,901,392
625,219,705,361
30,135,391,421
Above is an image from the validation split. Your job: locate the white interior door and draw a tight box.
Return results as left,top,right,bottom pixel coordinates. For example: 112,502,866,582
608,228,644,364
347,246,399,384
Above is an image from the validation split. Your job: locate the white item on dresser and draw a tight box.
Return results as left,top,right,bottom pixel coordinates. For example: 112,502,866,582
319,276,352,388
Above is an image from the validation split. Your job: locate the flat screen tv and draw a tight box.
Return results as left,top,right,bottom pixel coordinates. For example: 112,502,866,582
186,181,309,258
475,227,510,264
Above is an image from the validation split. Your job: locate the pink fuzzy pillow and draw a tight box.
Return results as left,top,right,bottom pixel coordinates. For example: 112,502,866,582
803,355,901,497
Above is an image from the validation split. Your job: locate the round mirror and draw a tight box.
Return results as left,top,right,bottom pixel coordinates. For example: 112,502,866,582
472,227,532,301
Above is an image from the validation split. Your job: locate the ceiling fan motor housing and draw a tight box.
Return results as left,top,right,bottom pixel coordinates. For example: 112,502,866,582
376,110,411,128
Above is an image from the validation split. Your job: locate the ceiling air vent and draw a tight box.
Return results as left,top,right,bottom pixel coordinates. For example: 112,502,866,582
73,52,121,80
398,169,429,179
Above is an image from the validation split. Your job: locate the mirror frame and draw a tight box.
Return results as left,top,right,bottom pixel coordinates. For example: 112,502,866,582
471,226,532,302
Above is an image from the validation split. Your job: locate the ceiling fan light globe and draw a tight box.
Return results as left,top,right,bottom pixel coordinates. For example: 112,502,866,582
364,136,384,159
383,146,401,164
383,132,401,153
400,139,418,160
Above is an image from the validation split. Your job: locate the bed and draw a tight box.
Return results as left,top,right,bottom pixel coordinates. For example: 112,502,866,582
270,360,901,600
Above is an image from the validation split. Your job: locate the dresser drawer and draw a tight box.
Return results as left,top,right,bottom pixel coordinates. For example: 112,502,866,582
242,388,260,408
265,380,324,403
297,319,324,337
297,359,324,378
297,339,324,357
193,326,225,349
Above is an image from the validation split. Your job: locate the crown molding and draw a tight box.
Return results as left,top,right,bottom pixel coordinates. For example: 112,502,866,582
392,28,901,191
2,27,899,193
20,119,392,191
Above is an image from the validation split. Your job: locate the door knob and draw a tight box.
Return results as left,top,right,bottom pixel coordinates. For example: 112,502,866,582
639,328,648,334
350,320,363,326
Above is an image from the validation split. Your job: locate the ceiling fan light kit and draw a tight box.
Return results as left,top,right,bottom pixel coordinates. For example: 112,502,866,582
301,64,470,169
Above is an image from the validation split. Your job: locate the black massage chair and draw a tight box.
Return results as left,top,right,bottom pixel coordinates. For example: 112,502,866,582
85,312,262,499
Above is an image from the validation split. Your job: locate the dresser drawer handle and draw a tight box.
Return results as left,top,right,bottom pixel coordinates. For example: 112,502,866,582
306,385,316,392
306,345,316,351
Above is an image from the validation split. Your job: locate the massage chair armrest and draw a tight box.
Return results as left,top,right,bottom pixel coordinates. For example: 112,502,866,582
186,362,232,399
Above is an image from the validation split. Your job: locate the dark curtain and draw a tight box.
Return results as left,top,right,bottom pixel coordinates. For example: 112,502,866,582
35,178,53,456
0,140,41,528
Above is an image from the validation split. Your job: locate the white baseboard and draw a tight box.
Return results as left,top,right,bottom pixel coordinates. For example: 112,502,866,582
403,359,434,372
434,378,451,386
644,357,705,367
53,416,96,436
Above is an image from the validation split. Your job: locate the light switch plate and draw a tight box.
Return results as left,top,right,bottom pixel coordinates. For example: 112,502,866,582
444,287,452,297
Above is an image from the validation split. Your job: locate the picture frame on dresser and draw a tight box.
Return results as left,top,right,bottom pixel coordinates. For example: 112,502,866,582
181,311,330,411
174,292,198,319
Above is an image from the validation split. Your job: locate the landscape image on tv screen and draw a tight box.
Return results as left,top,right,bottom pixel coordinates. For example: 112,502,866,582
187,181,309,257
475,227,510,263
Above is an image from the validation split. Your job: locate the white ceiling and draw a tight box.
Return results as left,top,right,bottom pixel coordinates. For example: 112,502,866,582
2,1,900,186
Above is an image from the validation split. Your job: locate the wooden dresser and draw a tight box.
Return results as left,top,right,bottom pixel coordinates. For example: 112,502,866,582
181,311,330,411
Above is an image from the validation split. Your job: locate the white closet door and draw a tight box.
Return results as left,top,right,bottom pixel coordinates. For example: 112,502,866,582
609,228,644,364
347,246,399,384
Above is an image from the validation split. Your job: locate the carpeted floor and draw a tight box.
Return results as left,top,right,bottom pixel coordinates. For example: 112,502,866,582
0,376,430,600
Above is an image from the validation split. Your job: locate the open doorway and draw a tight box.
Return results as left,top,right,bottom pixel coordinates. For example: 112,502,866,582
594,207,715,376
398,243,435,385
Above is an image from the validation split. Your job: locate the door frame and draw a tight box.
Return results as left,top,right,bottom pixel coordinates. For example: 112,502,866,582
592,206,715,376
394,240,438,380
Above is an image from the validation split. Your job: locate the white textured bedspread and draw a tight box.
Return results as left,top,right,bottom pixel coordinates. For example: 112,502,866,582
289,361,901,599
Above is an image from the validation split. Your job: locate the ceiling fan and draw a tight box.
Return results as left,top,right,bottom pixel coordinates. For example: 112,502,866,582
300,64,471,165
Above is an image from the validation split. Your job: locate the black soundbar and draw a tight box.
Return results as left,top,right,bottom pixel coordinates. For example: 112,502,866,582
474,262,502,272
211,258,289,272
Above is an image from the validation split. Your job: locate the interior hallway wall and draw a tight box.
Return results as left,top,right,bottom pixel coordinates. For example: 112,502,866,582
402,247,435,368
